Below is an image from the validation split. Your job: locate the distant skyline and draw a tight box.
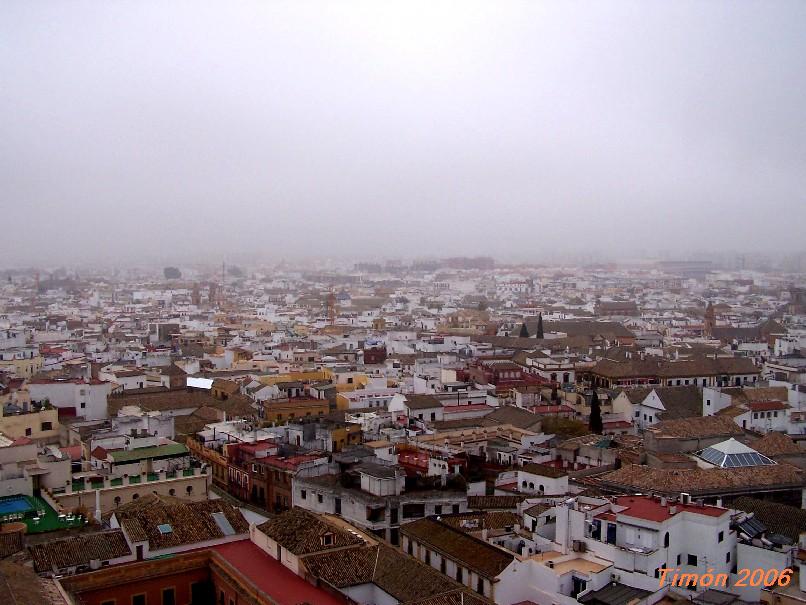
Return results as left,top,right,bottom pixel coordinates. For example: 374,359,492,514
2,1,805,265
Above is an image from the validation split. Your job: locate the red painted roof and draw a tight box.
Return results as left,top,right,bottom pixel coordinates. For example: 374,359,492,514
212,540,349,605
614,495,728,523
60,445,83,461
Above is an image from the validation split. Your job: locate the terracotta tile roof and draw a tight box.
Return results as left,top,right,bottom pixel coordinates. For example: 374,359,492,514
304,544,493,604
0,530,24,559
405,591,493,605
722,386,789,404
401,518,514,579
732,497,806,542
112,494,248,550
480,406,543,430
649,415,743,439
747,401,788,412
521,463,568,478
256,508,363,556
405,395,444,410
108,388,254,418
0,559,50,605
28,529,131,573
598,463,805,496
439,511,519,532
523,503,552,517
752,432,802,457
592,356,758,379
467,495,525,511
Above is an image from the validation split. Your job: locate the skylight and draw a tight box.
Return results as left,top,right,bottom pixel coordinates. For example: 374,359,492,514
157,523,173,534
211,512,236,536
696,438,776,468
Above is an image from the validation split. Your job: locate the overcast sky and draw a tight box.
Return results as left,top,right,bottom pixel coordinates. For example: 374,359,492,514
2,1,805,266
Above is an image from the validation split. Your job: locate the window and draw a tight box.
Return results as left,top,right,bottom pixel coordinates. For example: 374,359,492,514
706,399,711,406
403,503,425,518
687,554,697,566
676,554,681,565
435,505,442,515
186,485,193,494
25,427,32,436
456,567,463,582
718,531,724,542
726,552,731,563
132,595,146,605
322,532,334,546
114,496,121,506
477,577,484,594
168,489,175,496
101,601,116,605
635,410,640,417
162,588,175,605
664,532,670,548
301,489,307,500
425,551,431,565
317,493,323,504
753,413,759,419
41,422,53,431
132,493,139,500
80,402,86,409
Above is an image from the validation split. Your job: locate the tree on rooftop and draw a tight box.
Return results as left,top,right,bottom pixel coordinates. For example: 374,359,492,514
163,266,182,280
536,313,545,339
589,389,603,434
519,321,529,338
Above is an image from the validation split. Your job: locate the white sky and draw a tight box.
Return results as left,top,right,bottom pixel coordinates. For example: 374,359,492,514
2,1,805,265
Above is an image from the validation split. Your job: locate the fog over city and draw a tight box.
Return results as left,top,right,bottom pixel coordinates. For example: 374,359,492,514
2,1,805,266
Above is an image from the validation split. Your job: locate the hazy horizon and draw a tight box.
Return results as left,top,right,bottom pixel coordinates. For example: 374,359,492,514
2,1,805,266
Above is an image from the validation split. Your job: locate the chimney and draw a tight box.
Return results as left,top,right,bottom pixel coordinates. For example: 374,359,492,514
660,496,667,506
669,505,677,515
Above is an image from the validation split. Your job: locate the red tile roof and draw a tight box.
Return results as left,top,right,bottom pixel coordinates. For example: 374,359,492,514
747,401,788,412
613,495,727,523
212,540,349,605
